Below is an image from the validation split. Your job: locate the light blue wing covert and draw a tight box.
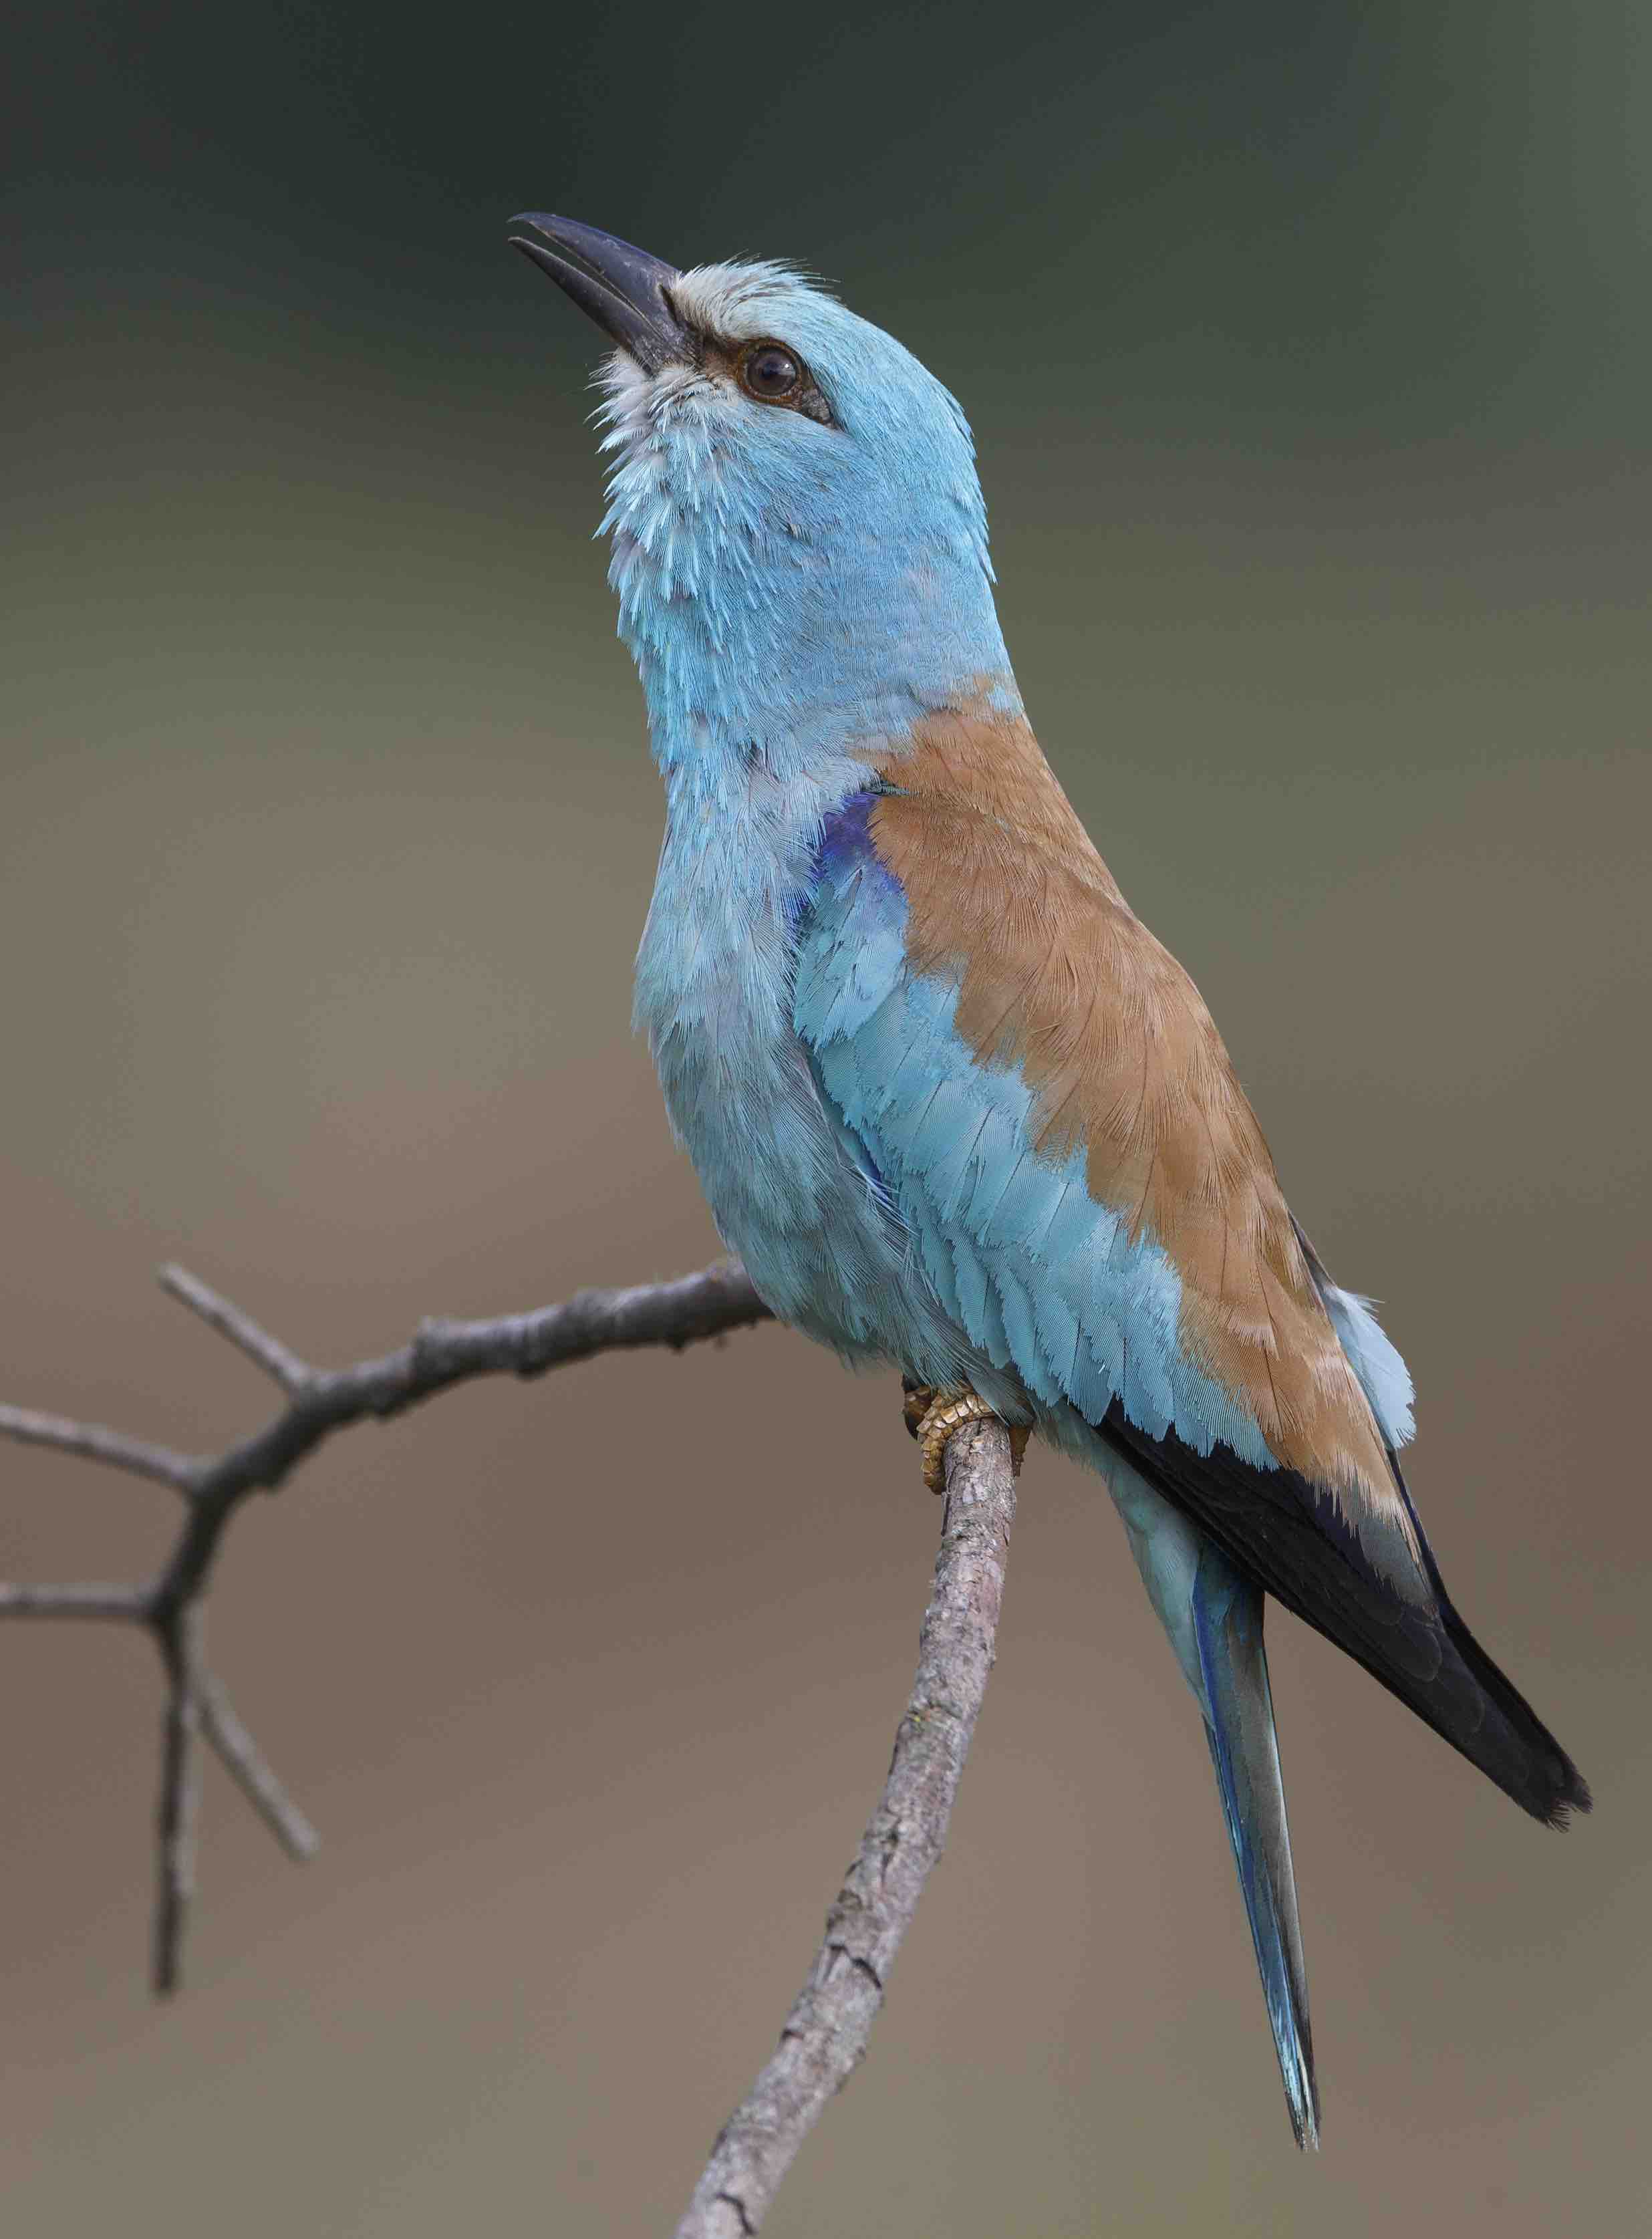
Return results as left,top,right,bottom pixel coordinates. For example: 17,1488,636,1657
793,791,1278,1466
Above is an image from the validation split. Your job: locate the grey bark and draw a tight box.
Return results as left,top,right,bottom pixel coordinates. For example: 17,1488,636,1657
0,1257,770,1990
2,1253,1021,2235
674,1416,1019,2238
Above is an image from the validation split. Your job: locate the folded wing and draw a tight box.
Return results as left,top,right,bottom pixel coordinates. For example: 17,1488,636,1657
794,698,1587,1827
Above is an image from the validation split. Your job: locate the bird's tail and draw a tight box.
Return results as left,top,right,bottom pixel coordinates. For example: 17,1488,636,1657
1191,1543,1319,2149
1109,1462,1319,2145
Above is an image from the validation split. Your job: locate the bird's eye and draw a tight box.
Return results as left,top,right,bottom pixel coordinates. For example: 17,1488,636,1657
740,342,803,402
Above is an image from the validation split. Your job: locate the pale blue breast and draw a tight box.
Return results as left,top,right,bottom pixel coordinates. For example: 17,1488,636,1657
632,755,980,1386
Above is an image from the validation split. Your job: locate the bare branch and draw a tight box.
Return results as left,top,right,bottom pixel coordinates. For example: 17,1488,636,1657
148,1259,771,1623
198,1668,319,1861
675,1415,1019,2238
0,1257,773,1989
152,1609,203,1997
0,1405,199,1496
0,1581,149,1619
4,1242,1020,2232
160,1263,313,1394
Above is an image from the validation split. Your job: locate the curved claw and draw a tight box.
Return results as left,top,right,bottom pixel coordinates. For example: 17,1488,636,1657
910,1385,1029,1493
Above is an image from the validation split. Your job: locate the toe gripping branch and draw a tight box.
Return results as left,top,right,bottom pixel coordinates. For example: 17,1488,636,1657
902,1379,1031,1494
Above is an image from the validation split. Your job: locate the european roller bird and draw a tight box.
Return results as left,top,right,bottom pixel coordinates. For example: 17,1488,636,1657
509,215,1590,2147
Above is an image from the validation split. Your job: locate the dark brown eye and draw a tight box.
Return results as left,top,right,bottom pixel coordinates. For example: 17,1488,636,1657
740,342,803,401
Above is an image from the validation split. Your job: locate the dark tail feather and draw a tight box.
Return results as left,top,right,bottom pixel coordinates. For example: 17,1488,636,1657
1192,1546,1320,2149
1101,1405,1592,1832
1389,1456,1592,1829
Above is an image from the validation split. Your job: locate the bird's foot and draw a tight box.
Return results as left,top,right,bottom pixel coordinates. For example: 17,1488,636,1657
902,1379,1030,1494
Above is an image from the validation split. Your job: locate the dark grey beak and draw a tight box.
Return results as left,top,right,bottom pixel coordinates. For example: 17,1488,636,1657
509,214,688,374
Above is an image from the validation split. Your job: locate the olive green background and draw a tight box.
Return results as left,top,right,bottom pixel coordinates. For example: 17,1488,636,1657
3,3,1648,2233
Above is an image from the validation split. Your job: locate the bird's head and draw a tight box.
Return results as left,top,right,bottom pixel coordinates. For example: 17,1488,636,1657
511,215,1015,777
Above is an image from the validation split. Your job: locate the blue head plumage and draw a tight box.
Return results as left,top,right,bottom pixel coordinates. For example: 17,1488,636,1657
512,219,1016,782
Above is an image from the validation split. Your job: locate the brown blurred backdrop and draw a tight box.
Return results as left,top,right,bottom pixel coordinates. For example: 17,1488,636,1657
3,3,1649,2234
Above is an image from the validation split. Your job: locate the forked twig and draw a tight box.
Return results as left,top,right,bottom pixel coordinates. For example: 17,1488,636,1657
3,1250,1018,2233
1,1257,771,1990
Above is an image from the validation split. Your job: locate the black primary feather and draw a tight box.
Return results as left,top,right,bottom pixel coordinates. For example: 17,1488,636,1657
1095,1404,1592,1829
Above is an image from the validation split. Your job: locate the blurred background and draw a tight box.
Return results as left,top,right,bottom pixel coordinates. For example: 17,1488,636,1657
3,2,1648,2233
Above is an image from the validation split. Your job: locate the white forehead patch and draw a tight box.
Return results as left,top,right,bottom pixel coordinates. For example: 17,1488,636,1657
594,260,837,438
668,260,831,344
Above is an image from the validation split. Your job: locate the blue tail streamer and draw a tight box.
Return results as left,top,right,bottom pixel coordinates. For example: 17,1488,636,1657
1192,1546,1321,2148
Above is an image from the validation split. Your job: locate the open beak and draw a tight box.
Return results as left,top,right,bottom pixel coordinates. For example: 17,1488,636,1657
508,214,688,374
